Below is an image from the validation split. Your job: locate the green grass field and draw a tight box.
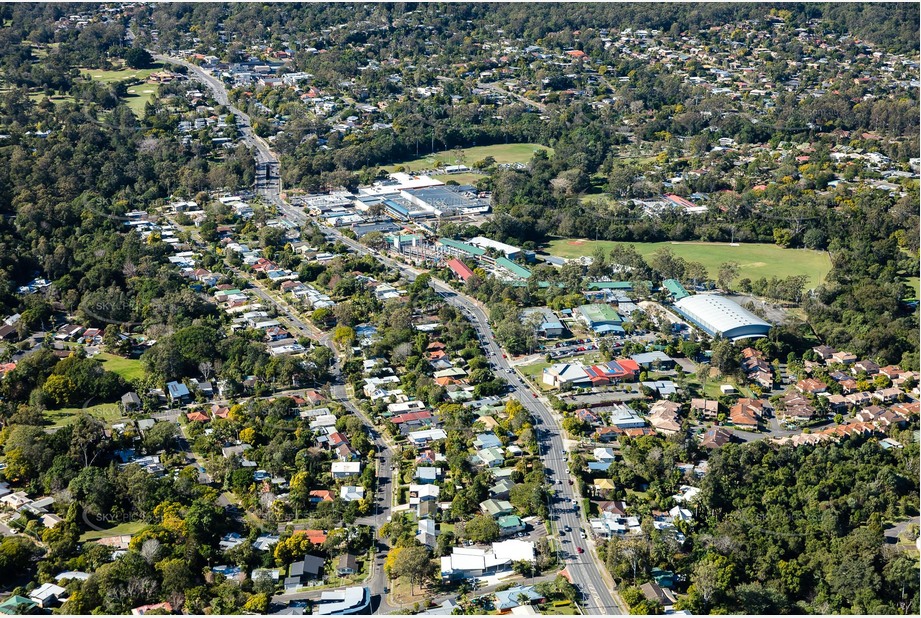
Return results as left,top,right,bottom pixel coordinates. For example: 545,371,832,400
28,93,76,105
124,87,157,116
79,520,148,542
904,276,920,301
46,402,125,429
97,352,145,381
383,143,553,173
80,63,163,84
545,238,832,289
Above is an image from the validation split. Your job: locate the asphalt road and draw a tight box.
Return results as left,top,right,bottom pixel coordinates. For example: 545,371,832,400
317,227,624,614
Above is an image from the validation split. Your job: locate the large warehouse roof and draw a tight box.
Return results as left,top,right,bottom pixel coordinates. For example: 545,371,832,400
674,294,771,341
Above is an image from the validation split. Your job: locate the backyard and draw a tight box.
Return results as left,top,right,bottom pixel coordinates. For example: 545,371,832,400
45,401,125,429
96,352,145,382
544,238,832,290
79,519,148,542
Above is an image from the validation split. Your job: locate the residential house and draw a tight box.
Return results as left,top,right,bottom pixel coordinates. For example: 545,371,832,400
796,378,827,395
853,359,880,375
489,478,516,499
495,586,545,610
729,398,767,428
414,467,442,484
830,351,857,365
331,462,361,479
700,427,733,449
593,426,621,442
640,581,676,609
166,381,191,403
29,583,67,609
480,498,514,518
812,345,836,361
417,518,439,548
340,486,365,502
408,428,447,446
781,392,815,421
872,387,902,404
285,554,326,591
497,515,526,537
337,554,358,576
121,391,142,411
691,398,719,420
593,447,617,463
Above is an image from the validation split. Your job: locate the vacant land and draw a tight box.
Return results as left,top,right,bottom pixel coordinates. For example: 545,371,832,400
545,239,832,289
79,520,147,542
97,352,145,381
384,143,553,173
46,402,125,428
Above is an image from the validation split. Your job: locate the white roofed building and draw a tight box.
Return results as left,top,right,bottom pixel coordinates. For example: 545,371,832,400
673,294,771,341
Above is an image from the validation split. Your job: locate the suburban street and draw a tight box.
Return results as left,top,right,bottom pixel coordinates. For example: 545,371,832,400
176,58,623,615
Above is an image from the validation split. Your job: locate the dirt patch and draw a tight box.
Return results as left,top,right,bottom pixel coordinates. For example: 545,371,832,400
568,240,586,245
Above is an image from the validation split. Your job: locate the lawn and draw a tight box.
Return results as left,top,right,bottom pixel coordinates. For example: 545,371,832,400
517,361,553,390
28,93,76,105
383,143,554,173
46,402,125,429
904,276,920,301
79,520,148,542
539,602,579,615
124,87,157,116
690,379,754,400
80,63,163,84
97,352,145,381
545,238,832,290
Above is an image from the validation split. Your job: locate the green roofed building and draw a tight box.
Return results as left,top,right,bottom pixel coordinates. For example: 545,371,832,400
663,279,690,300
577,303,622,330
588,281,633,290
438,238,486,257
0,596,39,615
497,515,526,535
496,257,531,279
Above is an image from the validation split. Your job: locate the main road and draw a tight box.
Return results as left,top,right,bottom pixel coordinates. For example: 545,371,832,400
173,52,622,614
315,227,624,615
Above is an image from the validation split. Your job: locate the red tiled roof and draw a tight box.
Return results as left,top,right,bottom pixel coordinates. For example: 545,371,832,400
447,258,474,282
391,410,433,424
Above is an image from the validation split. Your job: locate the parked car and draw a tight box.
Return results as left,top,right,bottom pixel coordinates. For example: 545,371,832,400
576,547,584,554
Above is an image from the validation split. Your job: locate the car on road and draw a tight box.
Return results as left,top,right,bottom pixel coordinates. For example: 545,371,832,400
568,479,574,485
563,525,571,532
580,530,587,539
576,546,584,554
